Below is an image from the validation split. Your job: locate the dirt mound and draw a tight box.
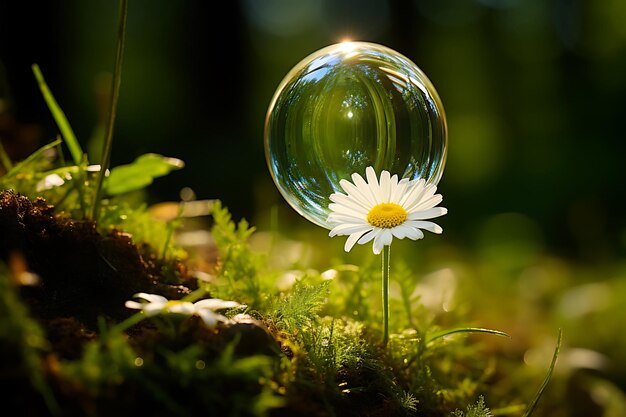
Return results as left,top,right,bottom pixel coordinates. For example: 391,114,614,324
0,189,192,328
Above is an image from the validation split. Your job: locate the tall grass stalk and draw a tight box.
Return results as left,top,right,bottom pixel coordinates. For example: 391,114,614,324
523,329,563,417
90,0,128,222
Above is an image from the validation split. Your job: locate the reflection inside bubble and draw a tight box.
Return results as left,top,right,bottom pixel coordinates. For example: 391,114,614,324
265,41,447,228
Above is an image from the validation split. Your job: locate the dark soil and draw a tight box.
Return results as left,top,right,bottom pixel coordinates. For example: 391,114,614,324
0,190,285,417
0,189,193,328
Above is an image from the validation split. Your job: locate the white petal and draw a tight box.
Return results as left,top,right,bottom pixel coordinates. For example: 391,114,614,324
408,194,443,212
216,314,230,323
330,192,369,212
133,293,168,304
405,220,443,234
329,197,369,215
329,222,367,237
372,241,383,255
327,213,367,225
328,192,347,204
125,301,143,310
391,225,408,239
390,174,399,190
357,228,379,244
339,179,373,208
196,309,218,327
329,223,372,237
195,299,241,310
365,167,382,203
143,303,166,316
390,178,410,203
424,184,438,197
365,166,378,186
407,207,448,220
350,171,366,185
329,191,347,201
328,222,363,236
379,170,391,202
327,212,367,222
351,172,378,205
373,229,393,254
344,231,368,252
403,226,424,240
380,229,393,246
329,203,364,217
399,179,426,207
386,175,400,201
330,191,368,210
391,224,422,240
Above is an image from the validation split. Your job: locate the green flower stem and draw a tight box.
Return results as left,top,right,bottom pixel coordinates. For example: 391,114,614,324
111,311,146,333
382,244,390,345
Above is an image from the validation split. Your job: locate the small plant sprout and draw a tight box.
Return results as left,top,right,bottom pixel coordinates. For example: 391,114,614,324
327,166,447,345
125,293,244,328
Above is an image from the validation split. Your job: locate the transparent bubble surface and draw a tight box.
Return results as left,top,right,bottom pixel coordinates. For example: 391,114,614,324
265,41,447,229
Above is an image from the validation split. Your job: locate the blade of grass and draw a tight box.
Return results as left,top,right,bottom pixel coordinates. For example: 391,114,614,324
75,153,89,219
426,327,510,346
90,0,128,221
522,329,563,417
54,140,66,166
31,64,83,165
5,139,62,178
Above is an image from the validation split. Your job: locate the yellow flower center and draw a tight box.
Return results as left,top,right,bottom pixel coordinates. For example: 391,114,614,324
367,203,408,229
165,300,184,308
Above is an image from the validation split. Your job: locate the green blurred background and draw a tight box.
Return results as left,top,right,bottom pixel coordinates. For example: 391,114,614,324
1,0,625,262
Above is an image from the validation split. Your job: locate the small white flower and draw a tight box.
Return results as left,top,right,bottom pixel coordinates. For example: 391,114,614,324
327,166,447,255
125,293,244,328
193,298,242,327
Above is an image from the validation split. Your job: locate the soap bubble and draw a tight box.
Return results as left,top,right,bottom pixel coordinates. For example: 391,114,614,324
264,41,447,229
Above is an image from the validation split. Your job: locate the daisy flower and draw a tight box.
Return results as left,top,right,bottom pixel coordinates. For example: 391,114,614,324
125,293,244,328
327,166,447,254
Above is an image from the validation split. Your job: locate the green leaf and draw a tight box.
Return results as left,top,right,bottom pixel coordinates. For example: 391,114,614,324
105,153,184,196
31,64,84,165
